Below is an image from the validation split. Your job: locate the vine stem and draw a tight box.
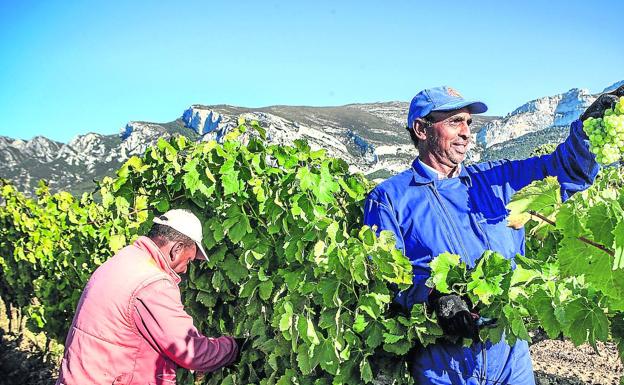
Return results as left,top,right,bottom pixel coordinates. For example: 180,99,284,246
528,210,615,256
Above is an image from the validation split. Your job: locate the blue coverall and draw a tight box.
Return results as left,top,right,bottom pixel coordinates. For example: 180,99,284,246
363,119,599,385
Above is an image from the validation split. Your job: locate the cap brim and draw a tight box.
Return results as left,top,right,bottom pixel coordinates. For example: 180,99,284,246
433,100,488,114
195,241,209,261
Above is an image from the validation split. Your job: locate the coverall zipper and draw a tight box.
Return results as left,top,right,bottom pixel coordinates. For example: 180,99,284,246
428,184,471,260
430,183,490,384
481,343,487,384
474,217,493,250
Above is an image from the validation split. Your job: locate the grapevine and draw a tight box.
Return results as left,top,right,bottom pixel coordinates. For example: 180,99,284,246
1,123,442,384
3,120,624,383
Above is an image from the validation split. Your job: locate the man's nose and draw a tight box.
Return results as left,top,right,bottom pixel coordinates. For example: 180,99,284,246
459,121,471,138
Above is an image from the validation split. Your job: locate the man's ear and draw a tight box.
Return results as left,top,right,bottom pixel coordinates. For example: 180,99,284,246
170,242,184,260
412,119,429,141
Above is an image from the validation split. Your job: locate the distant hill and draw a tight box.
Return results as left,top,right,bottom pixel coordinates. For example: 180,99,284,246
2,80,622,195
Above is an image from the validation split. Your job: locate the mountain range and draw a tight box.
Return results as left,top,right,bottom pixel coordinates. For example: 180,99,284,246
2,80,623,196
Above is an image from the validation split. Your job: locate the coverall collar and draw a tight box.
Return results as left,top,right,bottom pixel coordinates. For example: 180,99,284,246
410,157,472,186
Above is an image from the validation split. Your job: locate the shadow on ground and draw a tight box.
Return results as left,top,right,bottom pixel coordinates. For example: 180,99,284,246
0,330,57,385
535,370,618,385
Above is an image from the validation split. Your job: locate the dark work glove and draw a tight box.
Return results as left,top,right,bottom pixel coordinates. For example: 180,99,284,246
226,337,248,367
233,337,248,348
581,93,620,121
430,294,480,340
609,85,624,98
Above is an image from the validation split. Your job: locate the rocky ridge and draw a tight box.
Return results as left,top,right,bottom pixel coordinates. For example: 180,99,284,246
1,80,622,195
476,88,595,150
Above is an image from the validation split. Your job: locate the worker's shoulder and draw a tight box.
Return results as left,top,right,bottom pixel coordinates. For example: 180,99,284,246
367,168,414,200
139,275,177,291
465,159,511,175
95,244,169,287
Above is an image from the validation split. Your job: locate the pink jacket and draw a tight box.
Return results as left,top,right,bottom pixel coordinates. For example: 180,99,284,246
57,236,237,385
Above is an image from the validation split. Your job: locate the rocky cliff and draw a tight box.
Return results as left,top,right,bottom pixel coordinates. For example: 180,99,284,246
2,80,622,195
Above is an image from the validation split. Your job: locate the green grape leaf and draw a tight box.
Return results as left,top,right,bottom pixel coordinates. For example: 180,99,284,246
222,257,248,283
558,236,593,277
563,297,609,348
306,317,320,345
296,167,319,191
467,251,512,305
353,314,368,333
506,177,561,229
428,253,462,294
258,280,274,301
319,339,340,375
383,339,412,355
358,293,390,320
555,204,587,238
182,159,203,195
315,162,340,205
219,159,240,195
154,198,170,213
529,289,563,339
109,234,126,253
586,203,617,247
196,291,216,308
228,213,251,244
359,357,373,383
317,278,339,307
365,322,384,349
382,333,403,344
613,221,624,270
279,313,292,332
297,344,316,374
558,236,624,310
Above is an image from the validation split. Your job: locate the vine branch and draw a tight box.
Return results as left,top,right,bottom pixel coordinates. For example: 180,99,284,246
528,210,615,257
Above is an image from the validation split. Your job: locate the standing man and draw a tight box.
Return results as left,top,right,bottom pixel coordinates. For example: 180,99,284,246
364,86,621,384
57,209,239,385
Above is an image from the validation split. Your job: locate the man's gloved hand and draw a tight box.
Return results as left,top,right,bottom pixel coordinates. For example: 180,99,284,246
226,337,248,368
609,85,624,98
581,93,620,121
430,294,480,340
233,337,248,350
581,84,624,121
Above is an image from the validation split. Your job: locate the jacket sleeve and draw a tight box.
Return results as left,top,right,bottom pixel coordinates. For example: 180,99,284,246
480,119,599,203
132,279,238,372
364,192,430,310
549,119,600,201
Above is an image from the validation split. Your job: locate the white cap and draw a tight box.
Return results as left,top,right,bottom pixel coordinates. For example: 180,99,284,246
153,209,209,261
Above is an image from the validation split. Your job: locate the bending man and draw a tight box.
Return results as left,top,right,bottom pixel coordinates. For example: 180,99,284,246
57,209,238,385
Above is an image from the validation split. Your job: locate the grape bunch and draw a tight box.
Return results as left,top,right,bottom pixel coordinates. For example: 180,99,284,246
584,96,624,165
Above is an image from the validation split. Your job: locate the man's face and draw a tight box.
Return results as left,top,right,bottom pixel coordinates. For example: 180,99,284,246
419,108,472,168
169,243,197,274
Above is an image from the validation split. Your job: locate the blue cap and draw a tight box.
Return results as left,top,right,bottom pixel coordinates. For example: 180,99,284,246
407,86,488,128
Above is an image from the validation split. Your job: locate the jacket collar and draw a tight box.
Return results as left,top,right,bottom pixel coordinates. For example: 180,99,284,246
133,236,182,285
410,158,472,186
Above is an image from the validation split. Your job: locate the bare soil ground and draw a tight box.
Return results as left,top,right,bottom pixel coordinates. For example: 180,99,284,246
532,338,623,385
0,331,58,385
0,299,60,385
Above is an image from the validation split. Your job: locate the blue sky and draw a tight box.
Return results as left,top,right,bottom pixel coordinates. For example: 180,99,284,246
1,0,623,142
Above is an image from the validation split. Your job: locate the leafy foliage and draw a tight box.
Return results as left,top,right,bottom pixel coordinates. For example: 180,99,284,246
0,122,440,384
502,167,624,353
0,180,143,340
4,119,624,383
